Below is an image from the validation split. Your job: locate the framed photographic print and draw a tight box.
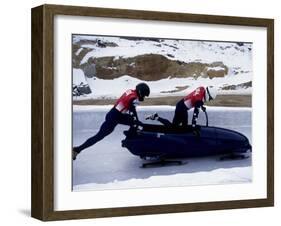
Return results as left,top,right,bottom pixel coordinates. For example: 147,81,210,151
31,4,274,221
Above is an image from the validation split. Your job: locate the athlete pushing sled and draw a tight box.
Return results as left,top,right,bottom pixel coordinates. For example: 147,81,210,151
72,83,150,160
146,86,217,129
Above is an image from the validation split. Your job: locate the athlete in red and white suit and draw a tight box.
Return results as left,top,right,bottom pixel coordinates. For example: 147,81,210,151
149,86,215,128
183,86,206,127
73,83,150,160
114,89,139,114
183,86,206,109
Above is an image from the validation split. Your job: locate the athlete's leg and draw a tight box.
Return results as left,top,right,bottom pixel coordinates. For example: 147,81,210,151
145,112,172,126
181,107,188,126
158,117,172,127
75,109,118,153
172,99,188,127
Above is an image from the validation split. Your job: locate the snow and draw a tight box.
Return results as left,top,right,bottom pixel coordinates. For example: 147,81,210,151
77,37,252,71
74,167,251,191
206,66,225,71
73,35,252,99
73,69,87,85
73,73,252,99
75,48,83,56
72,106,252,191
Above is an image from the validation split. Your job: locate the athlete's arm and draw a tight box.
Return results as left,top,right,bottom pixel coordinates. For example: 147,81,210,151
192,101,203,127
129,99,139,122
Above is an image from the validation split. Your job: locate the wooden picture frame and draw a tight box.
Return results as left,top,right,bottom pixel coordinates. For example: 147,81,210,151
31,4,274,221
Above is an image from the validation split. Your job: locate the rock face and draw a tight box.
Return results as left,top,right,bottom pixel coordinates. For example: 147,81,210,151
72,39,118,68
73,83,92,96
74,53,228,81
222,81,252,90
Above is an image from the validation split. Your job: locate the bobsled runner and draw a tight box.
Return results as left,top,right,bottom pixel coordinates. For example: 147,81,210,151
121,111,251,167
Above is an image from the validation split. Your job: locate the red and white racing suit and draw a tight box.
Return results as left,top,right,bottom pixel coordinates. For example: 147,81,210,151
114,89,139,113
183,86,206,109
157,87,206,127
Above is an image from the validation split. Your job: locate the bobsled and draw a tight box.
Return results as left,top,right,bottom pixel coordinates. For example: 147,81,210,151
121,111,251,167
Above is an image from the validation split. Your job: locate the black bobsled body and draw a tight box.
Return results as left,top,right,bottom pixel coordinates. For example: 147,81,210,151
121,113,251,160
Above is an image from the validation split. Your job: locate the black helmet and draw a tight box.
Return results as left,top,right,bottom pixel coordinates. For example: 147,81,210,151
136,83,150,101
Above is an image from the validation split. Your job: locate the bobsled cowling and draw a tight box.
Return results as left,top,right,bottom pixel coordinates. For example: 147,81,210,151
121,111,251,160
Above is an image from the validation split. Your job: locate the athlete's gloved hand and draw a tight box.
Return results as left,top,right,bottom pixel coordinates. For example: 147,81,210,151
201,106,206,112
145,113,159,120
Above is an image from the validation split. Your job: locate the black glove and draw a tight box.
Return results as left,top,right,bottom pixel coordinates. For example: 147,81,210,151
201,106,206,112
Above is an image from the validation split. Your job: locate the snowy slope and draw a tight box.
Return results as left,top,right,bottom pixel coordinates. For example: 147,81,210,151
73,69,251,100
73,35,252,99
74,36,252,69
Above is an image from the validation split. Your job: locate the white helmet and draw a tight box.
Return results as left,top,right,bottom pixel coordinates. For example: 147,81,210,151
205,86,218,101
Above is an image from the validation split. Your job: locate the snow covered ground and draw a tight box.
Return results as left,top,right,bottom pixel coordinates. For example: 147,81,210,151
73,36,252,99
73,70,252,100
74,36,252,70
72,106,252,191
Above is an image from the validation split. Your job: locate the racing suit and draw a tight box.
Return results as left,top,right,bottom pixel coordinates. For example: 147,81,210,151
75,89,139,153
